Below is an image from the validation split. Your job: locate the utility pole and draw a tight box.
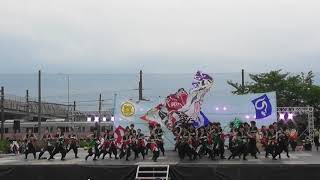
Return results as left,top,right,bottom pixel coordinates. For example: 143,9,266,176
139,70,143,101
73,101,76,114
72,101,76,130
98,94,102,136
1,86,4,140
38,70,42,137
241,69,245,94
113,93,117,116
67,75,70,121
26,90,30,121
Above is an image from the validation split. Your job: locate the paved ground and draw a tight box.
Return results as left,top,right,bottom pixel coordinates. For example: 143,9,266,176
0,148,320,166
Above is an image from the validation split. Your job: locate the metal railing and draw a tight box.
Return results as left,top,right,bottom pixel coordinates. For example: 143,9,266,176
3,93,69,118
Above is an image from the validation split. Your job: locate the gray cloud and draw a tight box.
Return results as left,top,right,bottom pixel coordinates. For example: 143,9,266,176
0,0,320,73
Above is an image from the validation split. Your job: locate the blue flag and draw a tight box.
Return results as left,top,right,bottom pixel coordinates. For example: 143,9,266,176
193,111,210,128
251,94,272,119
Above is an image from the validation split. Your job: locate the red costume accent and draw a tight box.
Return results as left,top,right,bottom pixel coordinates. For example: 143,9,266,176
207,134,213,145
150,143,158,152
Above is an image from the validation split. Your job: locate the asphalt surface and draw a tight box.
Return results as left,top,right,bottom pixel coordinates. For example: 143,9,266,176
1,148,320,166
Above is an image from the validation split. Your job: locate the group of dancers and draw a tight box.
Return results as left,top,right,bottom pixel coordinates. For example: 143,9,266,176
174,121,294,161
20,121,302,162
22,124,165,162
23,128,79,160
84,123,165,162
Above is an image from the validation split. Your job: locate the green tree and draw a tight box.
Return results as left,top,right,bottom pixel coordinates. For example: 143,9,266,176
227,70,320,126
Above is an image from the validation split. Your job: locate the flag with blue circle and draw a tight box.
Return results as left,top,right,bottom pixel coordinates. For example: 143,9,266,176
251,94,272,119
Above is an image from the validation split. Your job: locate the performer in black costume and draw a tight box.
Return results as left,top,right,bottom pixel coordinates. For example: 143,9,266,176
154,124,165,156
216,123,226,159
236,125,248,160
149,133,160,162
119,131,132,161
133,129,146,160
24,129,37,160
38,129,54,159
265,125,276,159
228,123,235,151
48,129,67,160
101,131,118,159
67,133,79,158
247,121,258,159
129,124,136,137
146,124,155,155
273,127,290,159
196,127,214,159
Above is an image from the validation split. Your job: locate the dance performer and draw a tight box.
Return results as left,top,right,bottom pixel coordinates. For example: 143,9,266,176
85,134,101,161
24,129,37,160
48,130,67,161
155,124,165,156
38,129,54,159
67,133,79,158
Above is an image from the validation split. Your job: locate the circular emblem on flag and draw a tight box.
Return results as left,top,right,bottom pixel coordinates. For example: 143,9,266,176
121,101,135,117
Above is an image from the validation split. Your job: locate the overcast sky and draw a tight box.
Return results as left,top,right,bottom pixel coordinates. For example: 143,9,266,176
0,0,319,74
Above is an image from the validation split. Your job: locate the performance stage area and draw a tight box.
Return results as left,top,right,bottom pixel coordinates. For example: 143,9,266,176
1,149,320,180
